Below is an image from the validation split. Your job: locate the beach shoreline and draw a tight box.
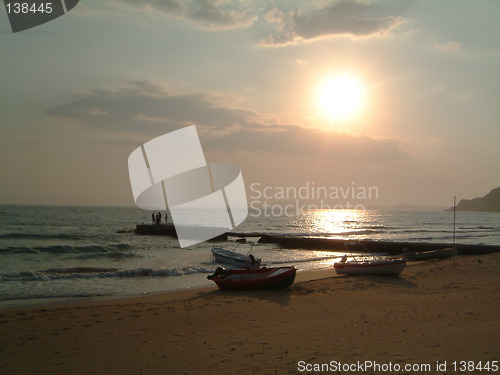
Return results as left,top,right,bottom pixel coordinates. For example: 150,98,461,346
0,268,338,311
1,254,498,374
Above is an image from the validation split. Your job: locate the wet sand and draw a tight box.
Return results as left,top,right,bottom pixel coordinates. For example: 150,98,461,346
1,253,499,374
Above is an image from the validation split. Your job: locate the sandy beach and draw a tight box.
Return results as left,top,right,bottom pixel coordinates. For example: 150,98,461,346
1,253,499,375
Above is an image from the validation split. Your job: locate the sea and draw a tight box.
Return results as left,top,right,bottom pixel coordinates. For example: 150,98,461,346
1,205,499,308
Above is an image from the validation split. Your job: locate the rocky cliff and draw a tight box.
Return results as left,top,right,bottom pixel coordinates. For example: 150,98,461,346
448,187,500,212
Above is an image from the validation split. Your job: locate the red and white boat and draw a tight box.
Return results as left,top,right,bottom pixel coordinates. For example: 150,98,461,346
334,257,406,275
207,266,297,291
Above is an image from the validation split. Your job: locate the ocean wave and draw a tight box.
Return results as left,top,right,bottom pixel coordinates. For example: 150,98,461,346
458,226,498,232
0,246,39,254
1,266,213,282
0,233,84,241
270,229,385,237
409,233,492,241
0,243,132,255
363,225,393,230
73,252,138,260
234,228,470,238
287,227,496,237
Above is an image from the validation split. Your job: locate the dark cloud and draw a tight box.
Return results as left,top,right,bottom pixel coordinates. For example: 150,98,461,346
261,0,405,46
112,0,257,30
45,81,407,163
44,81,256,133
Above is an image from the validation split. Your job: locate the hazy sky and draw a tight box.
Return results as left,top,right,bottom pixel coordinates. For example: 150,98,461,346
1,0,499,208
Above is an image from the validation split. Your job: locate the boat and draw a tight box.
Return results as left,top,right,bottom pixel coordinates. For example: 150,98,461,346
207,266,297,290
211,245,261,269
334,257,407,275
403,247,457,261
334,241,407,275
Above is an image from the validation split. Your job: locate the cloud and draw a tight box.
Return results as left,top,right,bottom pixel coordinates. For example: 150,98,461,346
433,40,461,54
45,81,408,162
206,126,408,162
111,0,257,30
44,81,257,132
432,86,445,93
261,0,405,46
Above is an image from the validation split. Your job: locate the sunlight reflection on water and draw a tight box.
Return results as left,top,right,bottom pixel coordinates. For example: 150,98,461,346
294,209,376,237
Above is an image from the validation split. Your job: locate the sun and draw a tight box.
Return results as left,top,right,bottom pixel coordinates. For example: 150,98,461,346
318,74,364,120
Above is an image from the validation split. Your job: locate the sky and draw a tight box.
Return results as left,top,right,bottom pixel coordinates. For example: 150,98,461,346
1,0,499,209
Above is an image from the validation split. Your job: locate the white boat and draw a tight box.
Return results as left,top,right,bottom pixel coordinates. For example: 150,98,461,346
335,241,407,275
211,245,261,269
334,256,407,275
403,247,457,261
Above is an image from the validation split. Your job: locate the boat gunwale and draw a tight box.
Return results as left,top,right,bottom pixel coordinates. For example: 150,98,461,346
334,259,407,269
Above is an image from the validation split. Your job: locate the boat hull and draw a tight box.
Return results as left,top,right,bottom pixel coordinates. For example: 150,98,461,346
211,246,261,269
210,267,296,291
334,259,406,275
403,247,457,261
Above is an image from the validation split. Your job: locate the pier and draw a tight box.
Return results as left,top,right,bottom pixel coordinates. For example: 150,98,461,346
133,226,500,254
135,224,228,241
253,234,500,255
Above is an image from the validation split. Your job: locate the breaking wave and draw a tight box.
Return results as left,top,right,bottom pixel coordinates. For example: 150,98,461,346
0,233,85,241
0,243,132,255
1,266,213,282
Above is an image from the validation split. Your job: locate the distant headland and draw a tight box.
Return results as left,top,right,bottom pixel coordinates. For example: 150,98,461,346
447,187,500,212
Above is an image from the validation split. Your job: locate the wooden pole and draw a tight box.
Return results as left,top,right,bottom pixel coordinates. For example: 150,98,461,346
453,195,456,246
